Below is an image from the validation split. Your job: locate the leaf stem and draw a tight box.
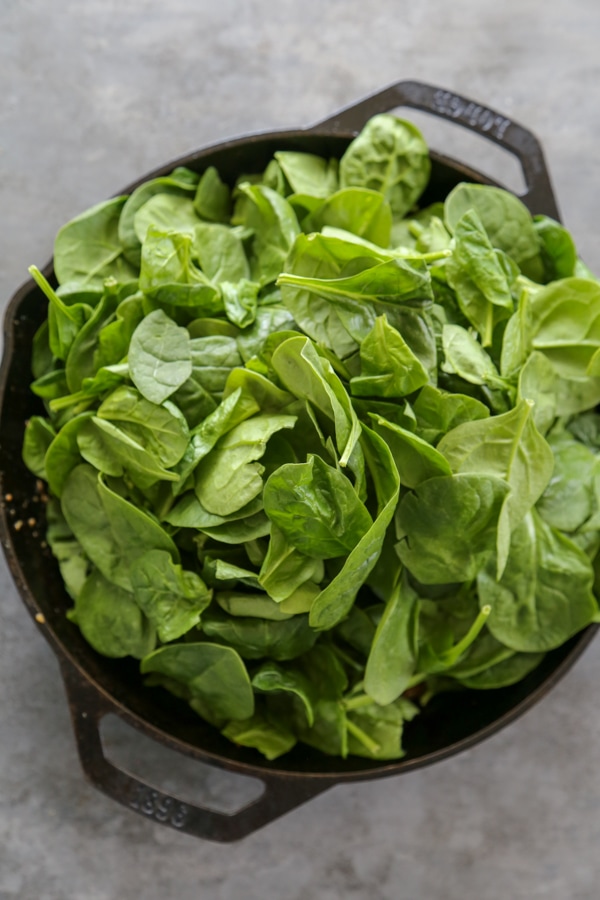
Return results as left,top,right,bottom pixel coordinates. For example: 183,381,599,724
346,717,380,755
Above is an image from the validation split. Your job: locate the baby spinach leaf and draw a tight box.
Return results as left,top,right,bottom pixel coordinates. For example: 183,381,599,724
45,412,94,497
221,279,259,328
412,383,489,444
258,524,324,602
437,399,555,572
445,209,514,346
236,184,300,286
364,574,418,705
130,549,212,642
274,151,338,197
396,473,510,584
22,416,56,479
54,196,138,287
533,215,577,281
263,455,372,559
444,183,544,282
119,167,199,264
339,114,430,219
271,335,361,468
29,266,92,362
345,696,419,760
252,661,316,726
72,567,156,659
194,166,231,222
350,315,429,398
133,194,201,243
65,291,119,393
139,227,222,313
221,711,296,760
61,465,178,591
77,417,180,484
309,426,400,630
193,222,250,284
372,414,452,488
201,608,317,661
304,187,392,247
478,511,598,652
141,642,254,724
195,414,296,516
536,430,600,533
128,309,192,404
452,649,545,689
97,386,189,467
526,277,600,379
46,498,89,601
216,591,293,621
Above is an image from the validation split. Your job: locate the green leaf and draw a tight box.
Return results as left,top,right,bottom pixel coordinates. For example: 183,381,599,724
309,426,400,630
478,511,598,652
445,209,514,346
396,473,510,584
141,642,254,724
194,414,296,516
201,608,317,661
263,455,372,559
350,315,429,398
22,416,56,479
131,549,212,642
339,114,430,219
128,309,192,403
364,574,418,704
73,568,156,659
444,183,544,281
54,196,138,287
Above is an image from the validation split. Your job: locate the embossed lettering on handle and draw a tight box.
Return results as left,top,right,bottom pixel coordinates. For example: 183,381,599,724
128,783,189,829
430,90,511,140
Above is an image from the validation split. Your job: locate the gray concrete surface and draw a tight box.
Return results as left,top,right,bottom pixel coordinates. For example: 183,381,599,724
2,1,600,897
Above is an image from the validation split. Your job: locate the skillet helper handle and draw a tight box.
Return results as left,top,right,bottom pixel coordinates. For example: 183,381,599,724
59,658,330,842
309,79,559,219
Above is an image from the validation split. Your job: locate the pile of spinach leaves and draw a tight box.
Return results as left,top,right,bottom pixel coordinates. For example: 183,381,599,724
22,113,600,762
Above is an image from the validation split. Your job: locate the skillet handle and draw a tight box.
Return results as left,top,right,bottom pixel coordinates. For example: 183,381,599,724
308,79,559,219
59,657,330,842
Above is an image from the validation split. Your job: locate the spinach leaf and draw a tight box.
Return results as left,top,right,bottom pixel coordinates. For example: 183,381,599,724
194,166,231,222
364,574,418,704
201,608,317,661
444,183,544,282
263,455,372,559
437,399,554,572
236,184,300,286
445,209,514,346
130,549,212,642
309,426,400,630
128,309,192,404
478,511,598,651
194,414,296,516
61,465,178,591
274,151,338,198
22,416,56,479
141,642,254,725
396,474,510,584
350,315,429,398
339,114,430,219
54,196,138,287
119,167,199,264
221,711,296,760
71,567,156,659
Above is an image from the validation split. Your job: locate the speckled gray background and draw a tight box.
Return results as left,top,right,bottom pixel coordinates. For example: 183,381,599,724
2,2,600,898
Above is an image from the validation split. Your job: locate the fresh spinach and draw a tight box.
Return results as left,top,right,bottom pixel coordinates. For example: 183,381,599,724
24,111,600,763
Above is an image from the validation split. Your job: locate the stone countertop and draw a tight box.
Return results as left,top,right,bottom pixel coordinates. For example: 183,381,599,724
2,2,600,898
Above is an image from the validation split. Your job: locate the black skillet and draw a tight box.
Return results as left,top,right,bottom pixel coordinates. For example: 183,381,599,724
1,80,595,842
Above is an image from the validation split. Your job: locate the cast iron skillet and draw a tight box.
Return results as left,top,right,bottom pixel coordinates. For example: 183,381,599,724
1,80,596,842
